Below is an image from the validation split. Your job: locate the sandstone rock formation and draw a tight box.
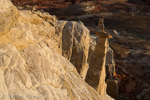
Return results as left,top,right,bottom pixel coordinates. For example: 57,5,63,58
0,43,104,100
0,0,114,100
0,0,18,37
85,20,116,99
106,79,118,100
106,47,115,79
53,20,90,81
62,21,90,81
86,37,108,97
88,35,115,80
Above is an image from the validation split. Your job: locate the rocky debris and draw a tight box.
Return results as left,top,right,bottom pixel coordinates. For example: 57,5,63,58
109,30,150,100
106,79,118,100
0,0,115,99
54,1,95,16
11,0,150,17
112,30,119,36
115,61,150,100
137,88,150,100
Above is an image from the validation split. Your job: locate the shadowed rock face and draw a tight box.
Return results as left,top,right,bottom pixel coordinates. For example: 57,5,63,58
0,0,114,100
62,21,90,81
52,20,90,81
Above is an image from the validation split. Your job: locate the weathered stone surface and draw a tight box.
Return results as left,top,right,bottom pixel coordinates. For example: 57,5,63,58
55,20,90,81
0,0,18,36
106,47,115,79
86,37,108,96
0,0,114,99
0,44,103,100
88,35,97,63
96,32,112,38
106,79,118,100
0,10,55,50
51,20,67,55
88,35,115,80
65,21,90,81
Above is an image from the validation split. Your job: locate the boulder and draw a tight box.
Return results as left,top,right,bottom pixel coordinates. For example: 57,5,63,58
106,79,118,100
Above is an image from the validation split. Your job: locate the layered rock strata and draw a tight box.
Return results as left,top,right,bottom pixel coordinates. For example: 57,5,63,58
0,0,114,100
86,25,116,98
86,37,108,96
0,0,18,36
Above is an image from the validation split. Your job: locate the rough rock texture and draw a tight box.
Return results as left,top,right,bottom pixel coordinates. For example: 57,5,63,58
86,37,108,97
86,35,116,99
0,10,55,50
63,21,90,81
88,35,97,63
0,43,104,100
106,47,115,79
106,79,118,100
0,0,114,100
0,0,18,36
88,35,115,80
54,20,90,81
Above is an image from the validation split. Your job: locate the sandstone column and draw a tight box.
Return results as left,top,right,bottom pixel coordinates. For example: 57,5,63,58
86,17,112,96
86,33,111,96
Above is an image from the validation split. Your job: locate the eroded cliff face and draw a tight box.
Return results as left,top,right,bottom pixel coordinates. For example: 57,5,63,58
0,43,104,100
0,0,116,100
54,21,90,81
0,0,115,100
